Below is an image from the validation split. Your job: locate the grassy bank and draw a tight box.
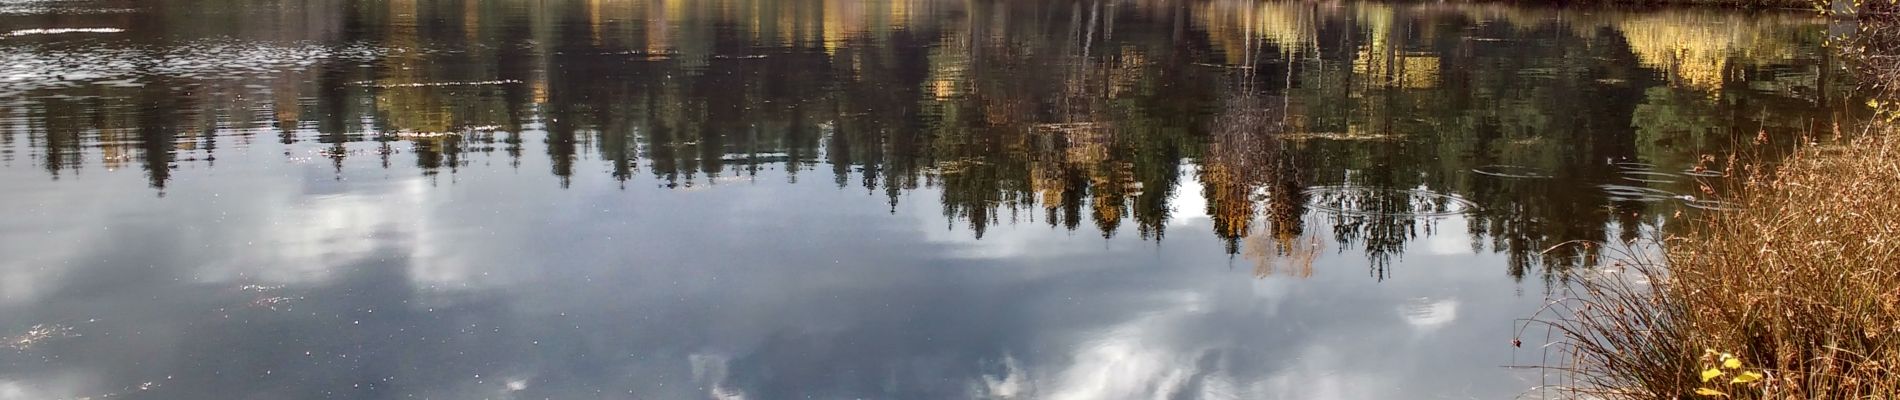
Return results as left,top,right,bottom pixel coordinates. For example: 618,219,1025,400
1533,13,1900,399
1539,126,1900,399
1587,0,1811,8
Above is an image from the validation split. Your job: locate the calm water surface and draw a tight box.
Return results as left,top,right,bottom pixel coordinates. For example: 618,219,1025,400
0,0,1864,398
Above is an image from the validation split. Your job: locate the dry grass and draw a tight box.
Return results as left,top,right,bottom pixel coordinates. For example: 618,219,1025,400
1671,130,1900,398
1531,127,1900,399
1524,14,1900,399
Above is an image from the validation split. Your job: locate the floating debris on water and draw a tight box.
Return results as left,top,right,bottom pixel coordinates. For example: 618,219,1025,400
352,79,521,88
5,27,123,36
7,323,78,350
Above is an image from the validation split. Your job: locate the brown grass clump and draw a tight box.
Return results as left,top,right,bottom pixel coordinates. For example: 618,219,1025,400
1532,126,1900,399
1525,14,1900,398
1537,125,1900,399
1671,129,1900,398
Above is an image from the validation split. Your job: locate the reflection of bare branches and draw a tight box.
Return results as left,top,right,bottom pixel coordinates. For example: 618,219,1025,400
1844,8,1900,99
1202,70,1308,254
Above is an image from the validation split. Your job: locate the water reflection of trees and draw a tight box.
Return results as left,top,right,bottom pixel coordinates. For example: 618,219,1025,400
0,0,1855,280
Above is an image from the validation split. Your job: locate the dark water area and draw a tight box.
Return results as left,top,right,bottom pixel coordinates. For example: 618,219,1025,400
0,0,1865,398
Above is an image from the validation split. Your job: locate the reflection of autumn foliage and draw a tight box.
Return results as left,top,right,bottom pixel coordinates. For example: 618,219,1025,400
1616,11,1810,96
1201,84,1309,255
1195,1,1320,64
1245,223,1321,278
4,0,1857,283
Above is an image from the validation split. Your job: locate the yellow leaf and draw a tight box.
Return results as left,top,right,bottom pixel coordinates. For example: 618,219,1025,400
1701,368,1724,382
1695,387,1728,397
1731,371,1764,384
1722,357,1742,369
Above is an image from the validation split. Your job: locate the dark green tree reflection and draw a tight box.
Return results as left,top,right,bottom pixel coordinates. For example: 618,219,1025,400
0,0,1861,280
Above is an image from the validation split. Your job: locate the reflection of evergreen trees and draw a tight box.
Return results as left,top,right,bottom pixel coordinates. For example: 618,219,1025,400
0,0,1855,280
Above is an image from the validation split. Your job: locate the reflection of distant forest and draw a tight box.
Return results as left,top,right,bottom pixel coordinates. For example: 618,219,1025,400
0,0,1859,280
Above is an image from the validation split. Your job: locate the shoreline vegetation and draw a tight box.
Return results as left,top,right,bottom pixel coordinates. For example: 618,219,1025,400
1566,0,1811,9
1533,4,1900,399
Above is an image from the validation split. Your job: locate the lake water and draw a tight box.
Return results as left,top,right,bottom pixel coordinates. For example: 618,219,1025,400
0,0,1863,398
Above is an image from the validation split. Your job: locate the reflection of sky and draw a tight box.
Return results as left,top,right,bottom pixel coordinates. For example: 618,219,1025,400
0,138,1551,399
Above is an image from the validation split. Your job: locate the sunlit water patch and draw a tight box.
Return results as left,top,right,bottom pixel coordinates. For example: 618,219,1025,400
6,323,78,350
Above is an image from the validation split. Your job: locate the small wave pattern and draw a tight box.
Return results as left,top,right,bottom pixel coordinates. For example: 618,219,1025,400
5,27,123,36
1471,164,1553,179
0,0,135,15
1598,159,1739,211
1305,185,1480,218
0,39,383,97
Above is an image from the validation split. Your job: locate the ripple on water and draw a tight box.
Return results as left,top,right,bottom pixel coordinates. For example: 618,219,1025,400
1613,161,1658,170
5,27,123,36
0,0,135,16
350,79,521,88
1304,185,1480,217
1598,184,1681,203
0,39,383,95
1471,164,1553,179
1598,183,1740,211
1617,169,1681,184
